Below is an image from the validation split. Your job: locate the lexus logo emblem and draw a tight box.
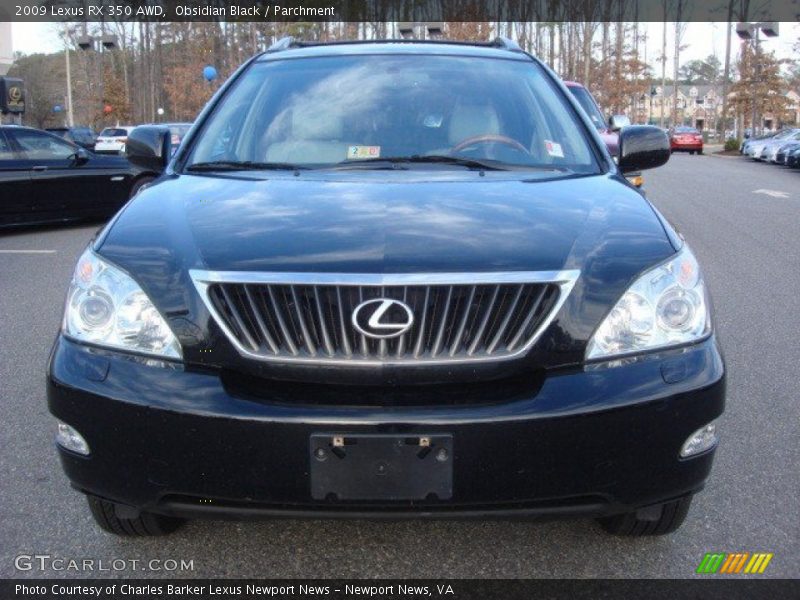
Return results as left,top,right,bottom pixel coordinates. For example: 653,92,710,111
352,298,414,339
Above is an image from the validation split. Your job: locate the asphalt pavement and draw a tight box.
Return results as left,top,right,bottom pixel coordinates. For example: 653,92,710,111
0,153,798,579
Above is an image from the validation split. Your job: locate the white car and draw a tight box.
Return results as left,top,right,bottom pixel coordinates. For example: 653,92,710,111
94,126,135,154
748,129,800,161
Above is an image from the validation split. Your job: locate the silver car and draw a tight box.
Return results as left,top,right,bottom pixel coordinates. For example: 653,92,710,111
749,129,800,161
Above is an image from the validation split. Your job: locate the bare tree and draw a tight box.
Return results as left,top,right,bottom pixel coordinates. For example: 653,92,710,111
672,1,688,126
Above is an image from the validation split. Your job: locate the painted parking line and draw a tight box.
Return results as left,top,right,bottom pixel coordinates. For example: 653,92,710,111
0,249,57,254
753,189,790,198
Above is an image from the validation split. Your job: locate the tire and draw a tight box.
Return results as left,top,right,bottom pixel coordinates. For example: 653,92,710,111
87,495,185,536
128,176,155,199
597,494,693,536
697,149,703,155
689,150,694,155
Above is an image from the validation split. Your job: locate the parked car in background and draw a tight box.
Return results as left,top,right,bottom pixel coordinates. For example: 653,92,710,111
741,130,775,154
761,129,800,164
564,81,642,186
127,123,193,165
564,81,618,154
46,126,97,151
94,126,135,154
668,126,703,154
746,129,800,160
164,122,192,151
0,126,158,228
787,145,800,168
774,140,800,165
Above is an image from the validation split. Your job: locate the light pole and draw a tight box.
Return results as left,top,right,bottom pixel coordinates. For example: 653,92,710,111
736,22,779,137
63,26,75,127
397,22,445,40
76,23,117,125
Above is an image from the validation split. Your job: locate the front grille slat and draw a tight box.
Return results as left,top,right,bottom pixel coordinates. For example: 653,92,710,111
267,285,299,356
196,271,577,365
413,286,432,358
431,285,453,357
290,285,316,356
506,286,548,352
486,285,525,355
467,285,500,356
243,285,280,355
218,285,259,351
396,286,409,358
449,285,476,356
313,286,335,357
335,287,352,357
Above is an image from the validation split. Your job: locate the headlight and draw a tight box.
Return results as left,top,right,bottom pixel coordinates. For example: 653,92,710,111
586,246,710,360
63,247,182,359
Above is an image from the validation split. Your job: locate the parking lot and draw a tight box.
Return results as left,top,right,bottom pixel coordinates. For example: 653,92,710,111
0,153,797,578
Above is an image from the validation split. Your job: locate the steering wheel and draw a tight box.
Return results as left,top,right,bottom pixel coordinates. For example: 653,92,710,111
451,134,531,155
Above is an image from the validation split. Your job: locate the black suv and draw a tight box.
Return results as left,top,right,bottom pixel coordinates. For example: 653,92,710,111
48,38,724,537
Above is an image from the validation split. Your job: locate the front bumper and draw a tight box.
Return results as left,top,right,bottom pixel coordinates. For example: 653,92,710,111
48,335,725,519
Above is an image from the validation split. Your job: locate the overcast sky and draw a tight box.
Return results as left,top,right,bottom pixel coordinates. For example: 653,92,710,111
9,21,800,72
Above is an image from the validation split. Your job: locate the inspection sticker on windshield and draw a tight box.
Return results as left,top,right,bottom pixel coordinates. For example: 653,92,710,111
348,145,381,159
544,140,564,158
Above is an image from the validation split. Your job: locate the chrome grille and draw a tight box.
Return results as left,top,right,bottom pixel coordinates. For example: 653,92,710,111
191,271,579,366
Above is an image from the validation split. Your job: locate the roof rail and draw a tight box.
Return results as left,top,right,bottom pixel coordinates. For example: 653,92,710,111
264,36,526,54
491,37,524,53
267,36,298,53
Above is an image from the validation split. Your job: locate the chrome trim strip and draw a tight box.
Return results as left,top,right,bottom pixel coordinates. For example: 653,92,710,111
190,269,580,367
190,270,579,286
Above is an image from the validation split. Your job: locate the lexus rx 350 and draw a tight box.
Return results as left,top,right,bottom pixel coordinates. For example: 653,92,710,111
48,38,725,537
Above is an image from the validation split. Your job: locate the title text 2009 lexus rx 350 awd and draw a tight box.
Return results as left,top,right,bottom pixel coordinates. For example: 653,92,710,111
48,38,724,537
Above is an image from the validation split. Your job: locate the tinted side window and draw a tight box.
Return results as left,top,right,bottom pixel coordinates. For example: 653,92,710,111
0,131,15,159
11,130,76,160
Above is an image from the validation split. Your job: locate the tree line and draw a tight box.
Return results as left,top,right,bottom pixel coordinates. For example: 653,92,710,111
8,20,799,135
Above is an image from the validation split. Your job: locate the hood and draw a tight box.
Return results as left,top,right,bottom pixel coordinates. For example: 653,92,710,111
97,171,676,369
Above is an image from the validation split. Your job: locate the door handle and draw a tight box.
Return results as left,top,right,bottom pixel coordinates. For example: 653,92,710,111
31,165,48,172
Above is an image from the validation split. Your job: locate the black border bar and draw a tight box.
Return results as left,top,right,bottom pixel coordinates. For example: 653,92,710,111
2,579,798,600
1,0,799,22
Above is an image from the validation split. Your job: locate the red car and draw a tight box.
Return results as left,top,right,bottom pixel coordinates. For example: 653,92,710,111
669,126,704,154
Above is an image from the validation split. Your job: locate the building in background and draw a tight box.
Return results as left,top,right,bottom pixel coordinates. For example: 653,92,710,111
632,84,799,135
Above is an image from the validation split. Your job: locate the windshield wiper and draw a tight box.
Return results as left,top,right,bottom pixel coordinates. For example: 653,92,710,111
186,160,308,172
331,155,510,171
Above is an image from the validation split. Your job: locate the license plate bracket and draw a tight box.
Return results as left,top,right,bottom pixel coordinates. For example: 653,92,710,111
310,434,453,501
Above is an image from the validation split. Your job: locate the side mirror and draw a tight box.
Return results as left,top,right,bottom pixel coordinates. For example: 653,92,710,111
72,147,90,165
618,125,670,173
125,125,171,172
609,114,631,132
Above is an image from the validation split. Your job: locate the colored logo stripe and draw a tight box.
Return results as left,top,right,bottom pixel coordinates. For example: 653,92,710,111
697,552,773,574
697,553,725,574
744,553,773,574
720,553,749,573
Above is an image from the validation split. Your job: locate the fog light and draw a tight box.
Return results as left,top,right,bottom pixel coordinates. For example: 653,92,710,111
680,422,718,458
56,422,90,456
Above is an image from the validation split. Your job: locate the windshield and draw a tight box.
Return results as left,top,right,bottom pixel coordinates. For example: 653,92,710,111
674,127,699,134
186,55,599,174
567,85,606,131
